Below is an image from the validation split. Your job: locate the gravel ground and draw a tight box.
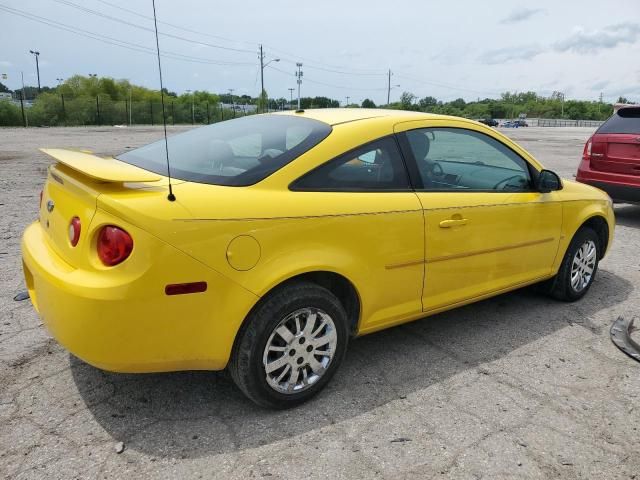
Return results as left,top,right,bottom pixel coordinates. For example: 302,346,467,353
1,125,639,480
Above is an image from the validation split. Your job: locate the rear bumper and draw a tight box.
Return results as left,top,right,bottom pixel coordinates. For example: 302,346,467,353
576,159,640,203
21,220,258,373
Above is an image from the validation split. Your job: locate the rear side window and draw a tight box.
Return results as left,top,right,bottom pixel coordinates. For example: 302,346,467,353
291,136,411,191
117,115,332,186
598,107,640,134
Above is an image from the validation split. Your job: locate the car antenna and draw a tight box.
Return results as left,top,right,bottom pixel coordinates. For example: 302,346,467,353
151,0,175,201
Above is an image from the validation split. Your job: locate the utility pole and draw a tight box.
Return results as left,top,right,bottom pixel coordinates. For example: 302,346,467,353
29,50,40,92
598,92,603,114
345,96,350,107
56,78,63,86
296,63,303,110
258,45,280,113
288,88,294,109
259,45,264,112
387,69,391,105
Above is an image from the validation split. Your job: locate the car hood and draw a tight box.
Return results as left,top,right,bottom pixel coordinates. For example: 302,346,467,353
561,178,612,202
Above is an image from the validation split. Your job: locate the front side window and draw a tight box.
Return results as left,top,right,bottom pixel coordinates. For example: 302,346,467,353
291,136,411,191
404,128,533,191
117,115,332,186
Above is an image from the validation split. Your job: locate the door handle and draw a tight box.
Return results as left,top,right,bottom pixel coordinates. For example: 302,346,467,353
439,218,468,228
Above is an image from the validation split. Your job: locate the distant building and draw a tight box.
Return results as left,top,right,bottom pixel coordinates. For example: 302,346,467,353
0,92,12,101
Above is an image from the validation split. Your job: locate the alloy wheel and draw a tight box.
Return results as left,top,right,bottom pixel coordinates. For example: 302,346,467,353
262,308,337,394
570,239,597,292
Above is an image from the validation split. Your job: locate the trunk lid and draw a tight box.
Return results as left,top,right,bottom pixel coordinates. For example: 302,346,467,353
38,149,168,269
590,133,640,176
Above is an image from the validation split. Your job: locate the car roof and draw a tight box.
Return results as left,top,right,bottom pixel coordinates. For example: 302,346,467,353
272,108,448,126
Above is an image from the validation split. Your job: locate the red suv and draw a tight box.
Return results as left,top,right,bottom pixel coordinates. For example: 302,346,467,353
577,106,640,203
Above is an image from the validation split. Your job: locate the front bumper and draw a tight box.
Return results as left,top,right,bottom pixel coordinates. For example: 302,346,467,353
21,220,258,373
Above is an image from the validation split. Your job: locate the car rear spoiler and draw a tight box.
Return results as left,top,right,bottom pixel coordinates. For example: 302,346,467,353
40,148,162,183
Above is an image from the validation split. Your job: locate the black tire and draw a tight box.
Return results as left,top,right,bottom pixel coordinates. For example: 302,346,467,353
546,227,601,302
228,281,349,409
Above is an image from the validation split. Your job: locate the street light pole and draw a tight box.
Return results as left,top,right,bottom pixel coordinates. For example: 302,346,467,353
186,89,194,124
29,50,40,92
345,96,350,107
228,88,235,117
295,63,303,110
258,45,280,113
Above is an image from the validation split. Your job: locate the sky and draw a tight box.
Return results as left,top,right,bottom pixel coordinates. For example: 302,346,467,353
1,0,639,104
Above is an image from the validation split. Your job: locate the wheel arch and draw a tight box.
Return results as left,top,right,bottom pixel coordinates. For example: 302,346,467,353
579,215,610,258
235,269,362,346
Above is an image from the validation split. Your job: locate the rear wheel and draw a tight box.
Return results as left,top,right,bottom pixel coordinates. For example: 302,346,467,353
229,282,349,409
547,227,600,302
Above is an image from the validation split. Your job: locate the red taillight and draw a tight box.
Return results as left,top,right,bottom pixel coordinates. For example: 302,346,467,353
97,226,133,266
69,216,81,247
583,138,592,161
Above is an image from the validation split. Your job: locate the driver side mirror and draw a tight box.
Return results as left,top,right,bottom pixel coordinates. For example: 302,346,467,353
537,169,562,193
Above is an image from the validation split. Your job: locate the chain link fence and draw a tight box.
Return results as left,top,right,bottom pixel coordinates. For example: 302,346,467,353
530,118,604,128
4,94,252,127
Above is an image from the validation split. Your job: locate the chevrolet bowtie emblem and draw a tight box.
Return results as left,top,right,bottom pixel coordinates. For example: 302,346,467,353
46,199,55,213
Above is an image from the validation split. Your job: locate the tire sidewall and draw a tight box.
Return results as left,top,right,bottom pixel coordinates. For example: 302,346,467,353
237,284,349,408
561,228,600,301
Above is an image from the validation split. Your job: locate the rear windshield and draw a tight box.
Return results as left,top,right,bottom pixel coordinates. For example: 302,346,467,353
117,115,332,186
597,107,640,134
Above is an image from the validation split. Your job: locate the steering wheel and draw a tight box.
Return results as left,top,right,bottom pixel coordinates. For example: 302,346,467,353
493,175,524,190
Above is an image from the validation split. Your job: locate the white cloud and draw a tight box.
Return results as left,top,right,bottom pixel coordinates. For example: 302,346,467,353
500,8,544,24
554,23,640,54
479,45,544,64
480,22,640,65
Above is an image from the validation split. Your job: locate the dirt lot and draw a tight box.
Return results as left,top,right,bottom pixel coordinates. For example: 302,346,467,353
1,125,639,479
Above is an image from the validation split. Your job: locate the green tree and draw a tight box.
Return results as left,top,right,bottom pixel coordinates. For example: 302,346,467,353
400,91,416,109
361,98,376,108
418,96,438,109
0,101,22,126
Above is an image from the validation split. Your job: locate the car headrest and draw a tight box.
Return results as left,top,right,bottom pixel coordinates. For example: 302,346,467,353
412,133,431,161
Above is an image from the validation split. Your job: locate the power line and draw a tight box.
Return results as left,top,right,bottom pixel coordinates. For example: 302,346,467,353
94,0,258,48
51,0,256,54
394,72,501,96
5,2,505,98
0,4,255,67
267,65,387,91
95,0,386,76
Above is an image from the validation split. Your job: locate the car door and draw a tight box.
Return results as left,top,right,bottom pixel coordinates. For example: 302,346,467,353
291,135,425,331
395,121,562,312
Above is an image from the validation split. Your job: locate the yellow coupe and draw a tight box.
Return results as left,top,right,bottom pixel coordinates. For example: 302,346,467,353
22,109,614,408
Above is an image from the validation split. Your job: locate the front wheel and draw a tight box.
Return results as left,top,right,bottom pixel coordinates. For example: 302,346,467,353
229,282,349,409
547,227,600,302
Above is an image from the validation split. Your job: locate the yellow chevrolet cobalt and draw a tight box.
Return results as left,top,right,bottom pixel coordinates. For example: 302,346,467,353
22,109,614,408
